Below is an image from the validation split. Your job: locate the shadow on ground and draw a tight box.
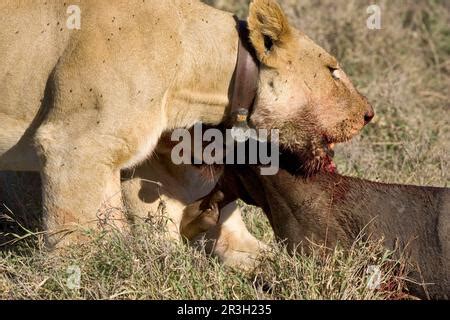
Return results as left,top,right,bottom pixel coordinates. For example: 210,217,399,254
0,172,43,248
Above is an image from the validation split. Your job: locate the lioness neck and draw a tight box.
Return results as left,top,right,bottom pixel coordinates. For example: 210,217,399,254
166,1,239,128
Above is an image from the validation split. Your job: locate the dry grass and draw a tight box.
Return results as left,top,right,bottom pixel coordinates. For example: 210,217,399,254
0,224,409,300
1,0,449,300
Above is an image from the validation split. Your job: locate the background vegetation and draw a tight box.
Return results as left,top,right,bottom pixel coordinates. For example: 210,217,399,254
0,0,448,299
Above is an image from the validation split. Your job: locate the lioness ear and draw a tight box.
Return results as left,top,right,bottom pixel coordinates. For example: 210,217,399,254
248,0,291,66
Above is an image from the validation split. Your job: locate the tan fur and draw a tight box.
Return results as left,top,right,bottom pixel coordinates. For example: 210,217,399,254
0,0,372,246
248,0,292,66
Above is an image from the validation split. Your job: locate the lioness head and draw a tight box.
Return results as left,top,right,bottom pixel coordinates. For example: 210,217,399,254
247,0,374,176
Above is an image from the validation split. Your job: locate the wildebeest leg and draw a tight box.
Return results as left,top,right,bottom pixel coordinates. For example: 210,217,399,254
180,190,224,241
197,201,269,270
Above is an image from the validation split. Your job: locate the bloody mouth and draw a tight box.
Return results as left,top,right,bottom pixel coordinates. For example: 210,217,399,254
279,142,338,177
323,143,337,174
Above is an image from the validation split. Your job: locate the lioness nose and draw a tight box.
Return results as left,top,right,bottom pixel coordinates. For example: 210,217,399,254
364,109,375,125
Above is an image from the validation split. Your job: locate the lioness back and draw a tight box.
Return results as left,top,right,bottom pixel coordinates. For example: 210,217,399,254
0,0,197,165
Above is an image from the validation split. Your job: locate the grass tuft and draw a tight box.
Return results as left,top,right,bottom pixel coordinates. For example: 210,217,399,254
0,223,409,300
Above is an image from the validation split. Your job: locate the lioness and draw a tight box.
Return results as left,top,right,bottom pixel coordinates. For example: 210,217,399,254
185,167,450,299
0,0,372,246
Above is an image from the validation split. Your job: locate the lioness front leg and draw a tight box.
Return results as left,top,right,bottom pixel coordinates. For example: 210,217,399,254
36,138,128,246
34,100,165,247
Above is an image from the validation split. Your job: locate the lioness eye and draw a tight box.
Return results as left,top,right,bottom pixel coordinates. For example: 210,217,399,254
328,66,340,80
